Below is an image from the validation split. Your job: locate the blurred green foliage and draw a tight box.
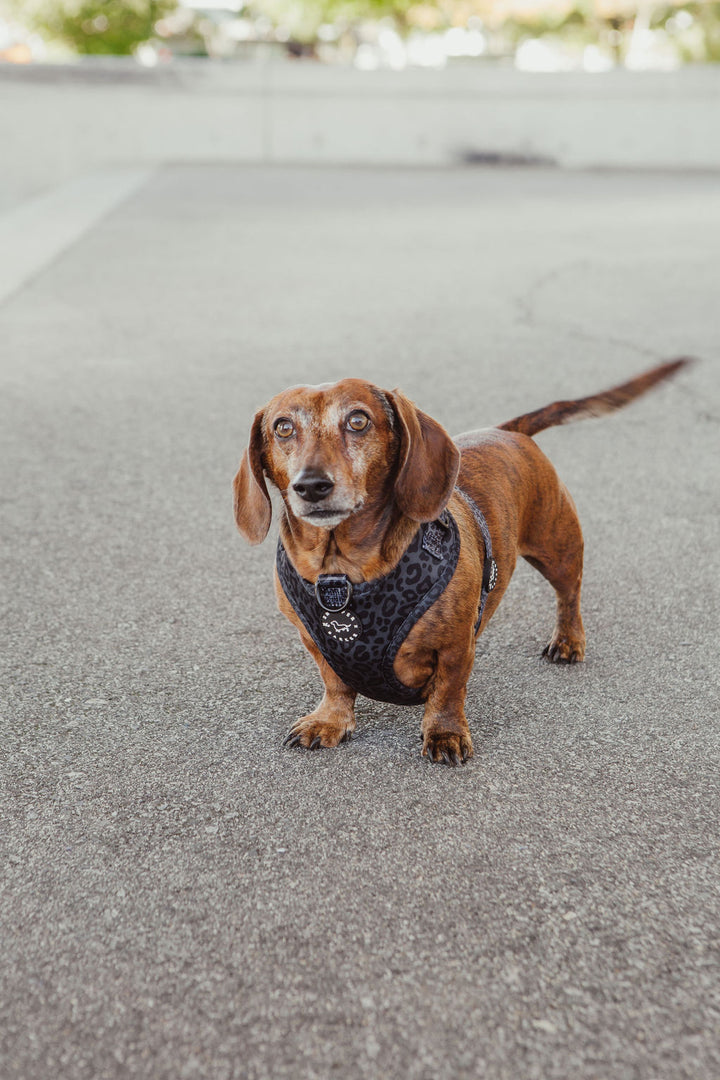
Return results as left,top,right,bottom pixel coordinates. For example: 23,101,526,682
16,0,175,55
254,0,418,42
256,0,720,56
10,0,720,60
675,2,720,59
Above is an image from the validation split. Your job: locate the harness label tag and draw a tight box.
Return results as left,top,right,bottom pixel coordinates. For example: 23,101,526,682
422,521,446,560
322,609,362,644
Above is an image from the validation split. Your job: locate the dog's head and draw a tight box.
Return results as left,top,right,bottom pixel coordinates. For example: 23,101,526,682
233,379,460,544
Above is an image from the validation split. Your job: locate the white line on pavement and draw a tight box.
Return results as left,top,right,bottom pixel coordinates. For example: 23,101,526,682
0,167,156,306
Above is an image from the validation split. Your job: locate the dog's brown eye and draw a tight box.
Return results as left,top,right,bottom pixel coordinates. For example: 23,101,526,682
274,418,295,439
347,411,370,432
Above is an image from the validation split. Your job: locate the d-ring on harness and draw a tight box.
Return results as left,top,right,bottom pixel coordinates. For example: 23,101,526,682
276,489,496,706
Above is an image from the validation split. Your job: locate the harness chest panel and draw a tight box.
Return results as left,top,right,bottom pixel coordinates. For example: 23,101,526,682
276,514,461,706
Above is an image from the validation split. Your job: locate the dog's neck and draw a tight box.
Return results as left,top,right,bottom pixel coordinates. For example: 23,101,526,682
279,501,419,584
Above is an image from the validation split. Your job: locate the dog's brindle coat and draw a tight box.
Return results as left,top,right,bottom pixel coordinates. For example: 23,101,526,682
233,359,690,765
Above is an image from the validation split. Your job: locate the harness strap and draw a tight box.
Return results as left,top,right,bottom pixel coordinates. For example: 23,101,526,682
455,487,497,634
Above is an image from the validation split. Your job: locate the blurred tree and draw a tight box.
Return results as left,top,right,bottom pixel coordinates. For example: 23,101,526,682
254,0,415,42
685,1,720,59
15,0,176,55
8,0,720,60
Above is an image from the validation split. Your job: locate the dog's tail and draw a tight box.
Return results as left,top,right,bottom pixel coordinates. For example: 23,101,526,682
498,358,693,438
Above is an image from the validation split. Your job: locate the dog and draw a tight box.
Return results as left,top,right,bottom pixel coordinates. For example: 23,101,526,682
233,358,690,765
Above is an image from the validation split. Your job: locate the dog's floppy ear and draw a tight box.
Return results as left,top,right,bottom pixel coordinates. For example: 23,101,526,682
387,389,460,522
233,409,271,544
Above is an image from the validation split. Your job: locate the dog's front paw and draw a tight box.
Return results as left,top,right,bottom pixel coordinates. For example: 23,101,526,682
283,715,354,751
543,634,585,664
422,730,473,766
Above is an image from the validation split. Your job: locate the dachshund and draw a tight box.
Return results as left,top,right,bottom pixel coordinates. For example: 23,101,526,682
233,358,690,765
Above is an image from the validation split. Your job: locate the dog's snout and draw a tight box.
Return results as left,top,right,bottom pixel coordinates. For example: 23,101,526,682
292,470,335,504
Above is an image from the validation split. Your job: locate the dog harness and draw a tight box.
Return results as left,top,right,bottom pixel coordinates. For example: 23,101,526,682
276,489,497,707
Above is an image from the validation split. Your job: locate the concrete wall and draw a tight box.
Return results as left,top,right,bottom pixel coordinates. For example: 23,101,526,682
1,59,719,208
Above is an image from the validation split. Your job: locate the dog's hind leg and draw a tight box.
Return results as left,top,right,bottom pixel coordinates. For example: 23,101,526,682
521,481,586,664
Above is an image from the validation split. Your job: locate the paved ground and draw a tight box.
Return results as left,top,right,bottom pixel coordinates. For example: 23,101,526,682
1,164,719,1080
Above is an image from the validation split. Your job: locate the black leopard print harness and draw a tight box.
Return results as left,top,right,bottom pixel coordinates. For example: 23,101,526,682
277,489,497,706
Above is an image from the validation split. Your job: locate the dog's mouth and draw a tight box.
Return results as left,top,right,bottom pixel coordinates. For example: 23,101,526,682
289,497,364,528
285,488,364,529
299,506,353,527
303,508,344,519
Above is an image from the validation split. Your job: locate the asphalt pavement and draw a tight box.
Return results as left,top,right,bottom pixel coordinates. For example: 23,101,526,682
1,164,719,1080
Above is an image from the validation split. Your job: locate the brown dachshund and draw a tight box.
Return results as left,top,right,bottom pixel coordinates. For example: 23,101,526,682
233,359,690,765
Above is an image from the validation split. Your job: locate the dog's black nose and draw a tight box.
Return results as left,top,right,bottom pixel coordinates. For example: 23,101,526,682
292,471,335,504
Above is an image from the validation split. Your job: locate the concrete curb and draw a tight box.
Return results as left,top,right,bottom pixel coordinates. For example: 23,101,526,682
1,60,719,211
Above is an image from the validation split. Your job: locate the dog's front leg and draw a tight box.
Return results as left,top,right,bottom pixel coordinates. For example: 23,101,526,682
283,631,357,750
421,639,475,765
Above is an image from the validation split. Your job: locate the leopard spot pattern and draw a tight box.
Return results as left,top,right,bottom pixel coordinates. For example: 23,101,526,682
277,515,461,705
